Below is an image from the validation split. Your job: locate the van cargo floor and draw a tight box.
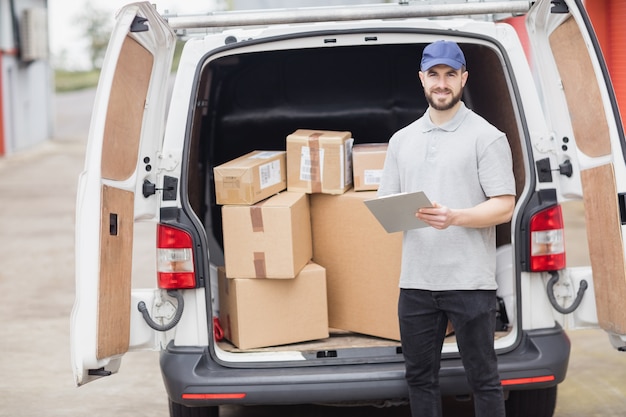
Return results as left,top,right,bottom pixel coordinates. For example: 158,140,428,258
216,328,513,354
216,329,401,353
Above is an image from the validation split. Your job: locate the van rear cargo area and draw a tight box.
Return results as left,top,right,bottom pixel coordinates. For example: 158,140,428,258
184,35,524,359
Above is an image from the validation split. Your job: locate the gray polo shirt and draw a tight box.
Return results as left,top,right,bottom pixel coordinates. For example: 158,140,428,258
378,103,516,291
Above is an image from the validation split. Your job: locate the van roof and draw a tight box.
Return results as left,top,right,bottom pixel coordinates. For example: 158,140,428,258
165,1,532,31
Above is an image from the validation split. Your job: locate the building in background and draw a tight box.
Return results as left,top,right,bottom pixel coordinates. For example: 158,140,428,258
0,0,52,156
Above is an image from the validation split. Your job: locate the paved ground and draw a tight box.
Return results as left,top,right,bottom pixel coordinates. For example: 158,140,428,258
1,89,626,417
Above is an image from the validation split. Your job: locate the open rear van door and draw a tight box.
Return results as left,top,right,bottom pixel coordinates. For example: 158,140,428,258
71,2,176,386
526,0,626,348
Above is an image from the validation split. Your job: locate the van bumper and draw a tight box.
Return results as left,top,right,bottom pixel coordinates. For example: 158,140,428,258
160,326,570,407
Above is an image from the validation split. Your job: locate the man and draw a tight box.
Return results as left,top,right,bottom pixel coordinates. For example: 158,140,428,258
378,40,516,417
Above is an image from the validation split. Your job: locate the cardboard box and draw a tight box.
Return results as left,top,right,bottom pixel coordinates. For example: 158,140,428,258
352,143,388,191
310,190,402,340
214,150,286,205
218,263,329,349
286,129,354,195
222,191,312,278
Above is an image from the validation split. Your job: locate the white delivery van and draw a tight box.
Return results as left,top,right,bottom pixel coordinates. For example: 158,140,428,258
70,1,626,416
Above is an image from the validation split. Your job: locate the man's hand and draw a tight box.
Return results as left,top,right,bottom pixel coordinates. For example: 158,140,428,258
416,195,515,230
416,202,454,230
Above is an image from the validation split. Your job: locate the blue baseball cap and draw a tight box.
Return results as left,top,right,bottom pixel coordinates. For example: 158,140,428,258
420,40,466,71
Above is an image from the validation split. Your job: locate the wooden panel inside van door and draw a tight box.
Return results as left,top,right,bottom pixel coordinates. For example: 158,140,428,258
97,185,134,359
97,35,153,358
550,17,626,334
580,166,626,334
101,36,154,181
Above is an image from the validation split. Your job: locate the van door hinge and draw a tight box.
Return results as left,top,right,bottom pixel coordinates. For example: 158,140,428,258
550,0,569,14
618,193,626,225
131,16,149,32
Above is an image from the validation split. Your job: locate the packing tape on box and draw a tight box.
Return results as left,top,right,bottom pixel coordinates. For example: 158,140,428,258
253,251,267,278
250,205,264,232
308,133,323,194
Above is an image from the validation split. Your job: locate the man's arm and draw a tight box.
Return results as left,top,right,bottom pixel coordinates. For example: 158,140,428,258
417,195,515,230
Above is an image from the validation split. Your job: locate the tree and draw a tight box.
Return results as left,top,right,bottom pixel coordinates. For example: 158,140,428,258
73,1,112,70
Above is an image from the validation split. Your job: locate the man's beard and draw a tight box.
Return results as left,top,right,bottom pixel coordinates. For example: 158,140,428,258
425,88,463,111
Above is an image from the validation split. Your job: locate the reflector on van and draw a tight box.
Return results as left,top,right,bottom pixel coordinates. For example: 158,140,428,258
529,205,566,271
157,224,196,289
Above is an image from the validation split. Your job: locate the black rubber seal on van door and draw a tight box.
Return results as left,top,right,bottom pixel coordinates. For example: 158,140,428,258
618,193,626,225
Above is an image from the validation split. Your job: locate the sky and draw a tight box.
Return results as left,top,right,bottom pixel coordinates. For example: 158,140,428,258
48,0,219,69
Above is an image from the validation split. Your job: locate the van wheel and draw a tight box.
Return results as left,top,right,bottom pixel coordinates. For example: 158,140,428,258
505,386,557,417
169,399,219,417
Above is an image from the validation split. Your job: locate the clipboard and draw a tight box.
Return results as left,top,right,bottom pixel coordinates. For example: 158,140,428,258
364,191,433,233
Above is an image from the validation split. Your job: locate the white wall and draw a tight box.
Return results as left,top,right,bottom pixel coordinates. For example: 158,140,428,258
0,0,53,156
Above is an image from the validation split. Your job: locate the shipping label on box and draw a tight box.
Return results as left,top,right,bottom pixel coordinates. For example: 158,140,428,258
352,143,388,191
222,191,312,279
218,263,329,350
214,150,286,205
310,190,402,340
286,129,354,195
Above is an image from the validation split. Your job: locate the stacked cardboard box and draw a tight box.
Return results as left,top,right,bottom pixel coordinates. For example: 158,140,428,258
222,191,312,279
218,264,329,350
215,132,400,349
216,150,330,349
310,189,402,341
286,129,354,195
214,150,286,205
352,143,388,191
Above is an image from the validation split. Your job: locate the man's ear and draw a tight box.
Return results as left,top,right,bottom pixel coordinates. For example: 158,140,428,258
461,70,469,87
418,71,425,86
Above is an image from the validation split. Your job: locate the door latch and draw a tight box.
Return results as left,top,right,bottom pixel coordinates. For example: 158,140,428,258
142,176,178,200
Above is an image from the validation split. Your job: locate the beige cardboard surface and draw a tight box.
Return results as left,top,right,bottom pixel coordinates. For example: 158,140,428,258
222,191,312,278
214,150,286,205
310,189,402,340
286,129,354,194
218,263,329,349
352,143,387,191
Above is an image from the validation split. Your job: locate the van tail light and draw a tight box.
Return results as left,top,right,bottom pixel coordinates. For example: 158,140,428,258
157,224,196,289
529,205,566,271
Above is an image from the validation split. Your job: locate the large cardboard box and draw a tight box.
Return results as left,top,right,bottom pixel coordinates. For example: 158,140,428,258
310,190,402,340
218,263,329,349
286,129,354,195
352,143,388,191
222,191,312,278
214,150,286,205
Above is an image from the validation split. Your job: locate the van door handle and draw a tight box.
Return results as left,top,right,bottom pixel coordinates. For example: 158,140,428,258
109,213,118,236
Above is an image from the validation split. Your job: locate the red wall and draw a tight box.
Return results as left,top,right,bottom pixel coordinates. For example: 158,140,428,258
586,0,626,129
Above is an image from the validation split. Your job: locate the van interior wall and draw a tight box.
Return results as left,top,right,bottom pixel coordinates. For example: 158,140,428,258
188,42,524,249
462,44,526,246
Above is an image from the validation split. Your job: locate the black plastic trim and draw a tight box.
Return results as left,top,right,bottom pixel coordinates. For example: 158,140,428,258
160,326,570,407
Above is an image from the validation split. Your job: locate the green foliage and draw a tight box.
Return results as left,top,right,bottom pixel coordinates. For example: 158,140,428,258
72,1,113,70
54,70,101,93
54,40,186,92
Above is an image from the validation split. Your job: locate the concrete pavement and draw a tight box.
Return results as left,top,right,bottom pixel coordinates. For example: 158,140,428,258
1,88,626,417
